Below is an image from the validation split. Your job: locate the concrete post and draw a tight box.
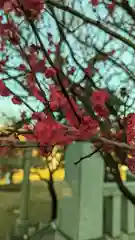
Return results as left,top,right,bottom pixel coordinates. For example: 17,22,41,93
15,150,31,237
55,142,104,240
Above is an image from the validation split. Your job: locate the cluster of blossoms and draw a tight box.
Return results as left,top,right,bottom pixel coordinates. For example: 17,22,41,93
1,0,45,20
0,65,135,173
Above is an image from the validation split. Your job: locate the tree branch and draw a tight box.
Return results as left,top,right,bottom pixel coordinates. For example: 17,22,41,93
46,0,135,50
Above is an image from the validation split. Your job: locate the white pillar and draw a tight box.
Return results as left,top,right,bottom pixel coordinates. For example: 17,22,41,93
55,142,104,240
15,150,31,237
5,172,11,184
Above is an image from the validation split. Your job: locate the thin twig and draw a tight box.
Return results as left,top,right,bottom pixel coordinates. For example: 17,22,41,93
74,147,101,165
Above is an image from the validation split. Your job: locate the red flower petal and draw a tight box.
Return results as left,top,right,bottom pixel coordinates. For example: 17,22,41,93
90,0,99,6
12,96,22,105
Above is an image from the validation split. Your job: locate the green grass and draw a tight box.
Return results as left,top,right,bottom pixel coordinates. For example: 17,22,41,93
0,181,64,239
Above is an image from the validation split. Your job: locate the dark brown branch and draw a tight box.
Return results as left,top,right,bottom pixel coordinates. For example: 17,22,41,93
103,152,135,205
0,136,133,150
46,161,57,221
46,0,135,50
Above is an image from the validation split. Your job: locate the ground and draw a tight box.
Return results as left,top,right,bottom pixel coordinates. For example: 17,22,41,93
0,181,70,240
